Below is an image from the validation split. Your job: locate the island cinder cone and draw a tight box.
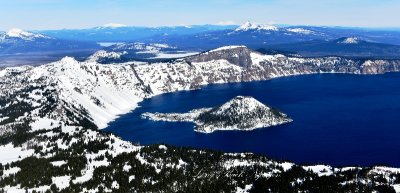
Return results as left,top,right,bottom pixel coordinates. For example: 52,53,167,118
142,96,292,133
196,96,292,133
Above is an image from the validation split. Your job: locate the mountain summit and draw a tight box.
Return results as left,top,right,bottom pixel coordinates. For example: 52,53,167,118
235,21,279,31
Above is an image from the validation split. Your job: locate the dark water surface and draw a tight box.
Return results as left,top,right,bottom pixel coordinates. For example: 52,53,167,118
105,73,400,167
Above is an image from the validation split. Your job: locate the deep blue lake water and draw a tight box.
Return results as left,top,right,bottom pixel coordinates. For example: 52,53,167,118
105,73,400,167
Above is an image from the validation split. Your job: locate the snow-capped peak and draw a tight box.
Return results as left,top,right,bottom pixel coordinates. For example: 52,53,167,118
339,37,359,44
102,23,128,28
6,28,49,40
7,28,31,37
235,21,278,32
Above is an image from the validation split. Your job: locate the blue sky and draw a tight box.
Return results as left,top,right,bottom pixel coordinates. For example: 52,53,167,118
1,0,399,30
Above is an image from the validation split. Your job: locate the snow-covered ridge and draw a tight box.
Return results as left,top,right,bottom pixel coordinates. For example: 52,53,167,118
111,42,175,53
6,28,50,40
86,50,127,62
235,21,279,32
108,42,198,59
209,45,247,52
100,23,128,28
286,28,314,35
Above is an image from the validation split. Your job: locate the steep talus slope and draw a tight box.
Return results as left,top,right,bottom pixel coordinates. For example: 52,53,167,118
1,46,400,192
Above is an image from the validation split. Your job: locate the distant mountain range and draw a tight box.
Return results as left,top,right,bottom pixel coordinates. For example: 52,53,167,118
261,37,400,59
0,28,99,54
2,22,400,66
0,29,99,66
36,24,237,42
32,22,400,47
141,22,400,49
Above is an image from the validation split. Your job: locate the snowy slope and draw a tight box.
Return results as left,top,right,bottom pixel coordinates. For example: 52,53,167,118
33,57,148,128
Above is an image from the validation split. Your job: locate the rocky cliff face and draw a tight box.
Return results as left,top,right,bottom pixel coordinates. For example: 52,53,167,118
135,46,400,95
185,46,254,67
360,60,400,74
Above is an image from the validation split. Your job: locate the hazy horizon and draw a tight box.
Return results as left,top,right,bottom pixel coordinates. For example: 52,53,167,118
1,22,400,32
1,0,400,31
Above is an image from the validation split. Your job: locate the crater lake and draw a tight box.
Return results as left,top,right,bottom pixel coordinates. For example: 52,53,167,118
105,73,400,167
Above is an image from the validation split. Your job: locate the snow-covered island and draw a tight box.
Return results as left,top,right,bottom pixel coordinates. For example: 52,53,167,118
142,96,292,133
